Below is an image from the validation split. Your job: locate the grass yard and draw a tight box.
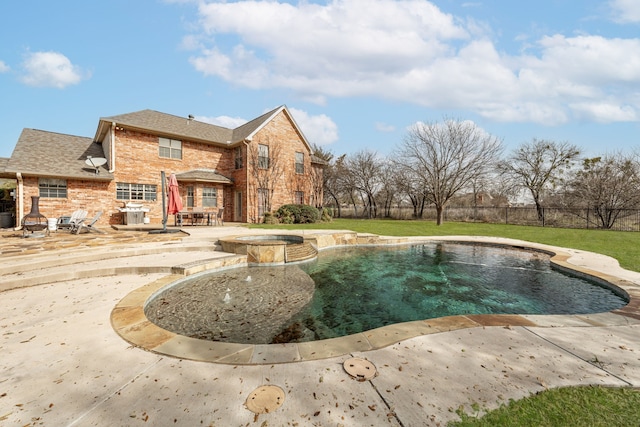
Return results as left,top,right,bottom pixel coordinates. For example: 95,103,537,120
251,218,640,425
250,218,640,272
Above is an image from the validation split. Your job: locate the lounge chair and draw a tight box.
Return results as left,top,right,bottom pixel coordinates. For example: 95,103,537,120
72,211,104,234
62,210,88,232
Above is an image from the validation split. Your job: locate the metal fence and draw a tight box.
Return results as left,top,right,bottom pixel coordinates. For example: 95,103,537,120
334,206,640,232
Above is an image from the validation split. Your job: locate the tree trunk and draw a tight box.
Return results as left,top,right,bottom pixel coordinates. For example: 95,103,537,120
436,205,444,225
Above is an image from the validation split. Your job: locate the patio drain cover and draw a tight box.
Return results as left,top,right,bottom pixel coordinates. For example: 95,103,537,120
343,357,377,381
245,385,285,414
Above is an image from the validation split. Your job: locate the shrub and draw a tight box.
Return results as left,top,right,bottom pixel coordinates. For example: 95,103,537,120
321,207,333,222
275,204,320,224
262,212,279,224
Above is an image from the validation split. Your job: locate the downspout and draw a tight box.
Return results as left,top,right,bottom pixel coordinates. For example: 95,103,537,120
243,139,251,223
109,122,116,173
16,172,23,230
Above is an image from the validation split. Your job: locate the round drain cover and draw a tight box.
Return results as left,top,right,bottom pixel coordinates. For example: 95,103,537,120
245,385,285,414
343,357,377,380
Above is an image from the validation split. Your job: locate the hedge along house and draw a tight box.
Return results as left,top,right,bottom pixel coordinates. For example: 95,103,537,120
0,105,324,228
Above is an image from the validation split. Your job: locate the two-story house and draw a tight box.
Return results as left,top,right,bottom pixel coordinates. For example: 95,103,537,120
0,105,324,228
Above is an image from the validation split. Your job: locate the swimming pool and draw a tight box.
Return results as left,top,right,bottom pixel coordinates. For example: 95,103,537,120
144,242,628,344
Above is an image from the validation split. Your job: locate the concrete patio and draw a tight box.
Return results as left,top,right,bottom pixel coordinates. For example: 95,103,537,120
1,225,639,426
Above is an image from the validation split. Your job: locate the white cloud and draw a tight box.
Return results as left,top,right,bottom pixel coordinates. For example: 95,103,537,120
610,0,640,23
375,122,396,132
196,114,247,129
0,60,9,73
289,108,339,146
185,0,640,126
21,51,87,88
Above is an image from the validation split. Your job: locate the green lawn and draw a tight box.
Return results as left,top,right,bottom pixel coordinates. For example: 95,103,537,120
250,218,640,425
250,218,640,271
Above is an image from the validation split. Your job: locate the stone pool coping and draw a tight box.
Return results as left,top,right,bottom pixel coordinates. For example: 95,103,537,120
111,233,640,365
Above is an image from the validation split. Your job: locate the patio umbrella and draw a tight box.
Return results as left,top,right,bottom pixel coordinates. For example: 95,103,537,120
167,173,183,215
150,171,181,234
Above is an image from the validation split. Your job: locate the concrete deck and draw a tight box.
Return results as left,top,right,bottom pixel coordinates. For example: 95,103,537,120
1,225,639,426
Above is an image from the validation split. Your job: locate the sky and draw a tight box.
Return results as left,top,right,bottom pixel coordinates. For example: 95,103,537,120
1,0,639,160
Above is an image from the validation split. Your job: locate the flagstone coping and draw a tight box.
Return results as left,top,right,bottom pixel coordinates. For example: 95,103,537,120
111,234,640,365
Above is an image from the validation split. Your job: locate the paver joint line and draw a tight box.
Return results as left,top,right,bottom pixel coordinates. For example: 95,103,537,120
522,326,635,387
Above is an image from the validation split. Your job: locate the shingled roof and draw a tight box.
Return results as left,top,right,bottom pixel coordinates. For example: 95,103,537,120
96,110,235,145
5,129,113,180
0,157,11,178
174,169,233,184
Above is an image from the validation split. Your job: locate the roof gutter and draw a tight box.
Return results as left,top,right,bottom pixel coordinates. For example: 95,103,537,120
109,122,116,173
15,172,23,230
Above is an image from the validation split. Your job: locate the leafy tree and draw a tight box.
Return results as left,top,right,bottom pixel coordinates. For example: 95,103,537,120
499,139,581,221
395,119,502,225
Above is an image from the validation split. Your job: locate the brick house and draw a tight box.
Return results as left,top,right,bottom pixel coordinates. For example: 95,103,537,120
0,105,324,228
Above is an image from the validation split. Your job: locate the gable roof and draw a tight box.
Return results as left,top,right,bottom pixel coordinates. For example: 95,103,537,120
5,129,113,180
95,109,234,145
95,105,312,150
233,105,312,151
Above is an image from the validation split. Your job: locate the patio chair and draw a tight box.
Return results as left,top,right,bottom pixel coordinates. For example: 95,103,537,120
73,211,104,234
215,208,224,226
192,207,205,225
63,210,88,232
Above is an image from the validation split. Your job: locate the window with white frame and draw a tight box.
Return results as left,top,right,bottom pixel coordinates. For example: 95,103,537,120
159,137,182,159
235,146,243,169
295,152,304,174
39,178,67,198
258,188,268,216
186,186,194,208
202,187,218,207
295,191,304,204
258,144,269,169
116,183,157,201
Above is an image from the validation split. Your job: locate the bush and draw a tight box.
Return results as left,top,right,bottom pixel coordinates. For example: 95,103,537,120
321,207,333,222
275,204,320,224
262,212,279,224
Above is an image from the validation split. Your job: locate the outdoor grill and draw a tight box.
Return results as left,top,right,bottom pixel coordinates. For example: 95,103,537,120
118,202,149,225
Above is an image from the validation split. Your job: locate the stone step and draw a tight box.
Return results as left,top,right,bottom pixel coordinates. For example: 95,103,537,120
285,242,317,262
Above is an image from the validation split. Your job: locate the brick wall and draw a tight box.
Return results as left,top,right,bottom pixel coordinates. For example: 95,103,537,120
246,110,316,222
17,109,322,227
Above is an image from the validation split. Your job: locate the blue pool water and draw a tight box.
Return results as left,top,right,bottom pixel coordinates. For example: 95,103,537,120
145,243,628,344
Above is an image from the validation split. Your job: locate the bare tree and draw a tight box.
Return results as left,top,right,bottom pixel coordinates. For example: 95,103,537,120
344,150,383,218
376,159,400,218
247,140,285,221
499,139,581,221
395,119,502,225
323,153,346,217
566,154,640,228
310,144,333,209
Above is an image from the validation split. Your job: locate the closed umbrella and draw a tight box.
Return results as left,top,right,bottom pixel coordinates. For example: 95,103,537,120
167,173,183,215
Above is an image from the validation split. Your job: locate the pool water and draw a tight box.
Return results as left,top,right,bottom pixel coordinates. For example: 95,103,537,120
145,243,627,344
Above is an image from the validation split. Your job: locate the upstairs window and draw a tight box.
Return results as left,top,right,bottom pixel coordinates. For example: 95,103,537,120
202,187,218,208
39,178,67,198
258,144,269,169
116,183,157,201
235,146,243,169
159,137,182,159
295,152,304,174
